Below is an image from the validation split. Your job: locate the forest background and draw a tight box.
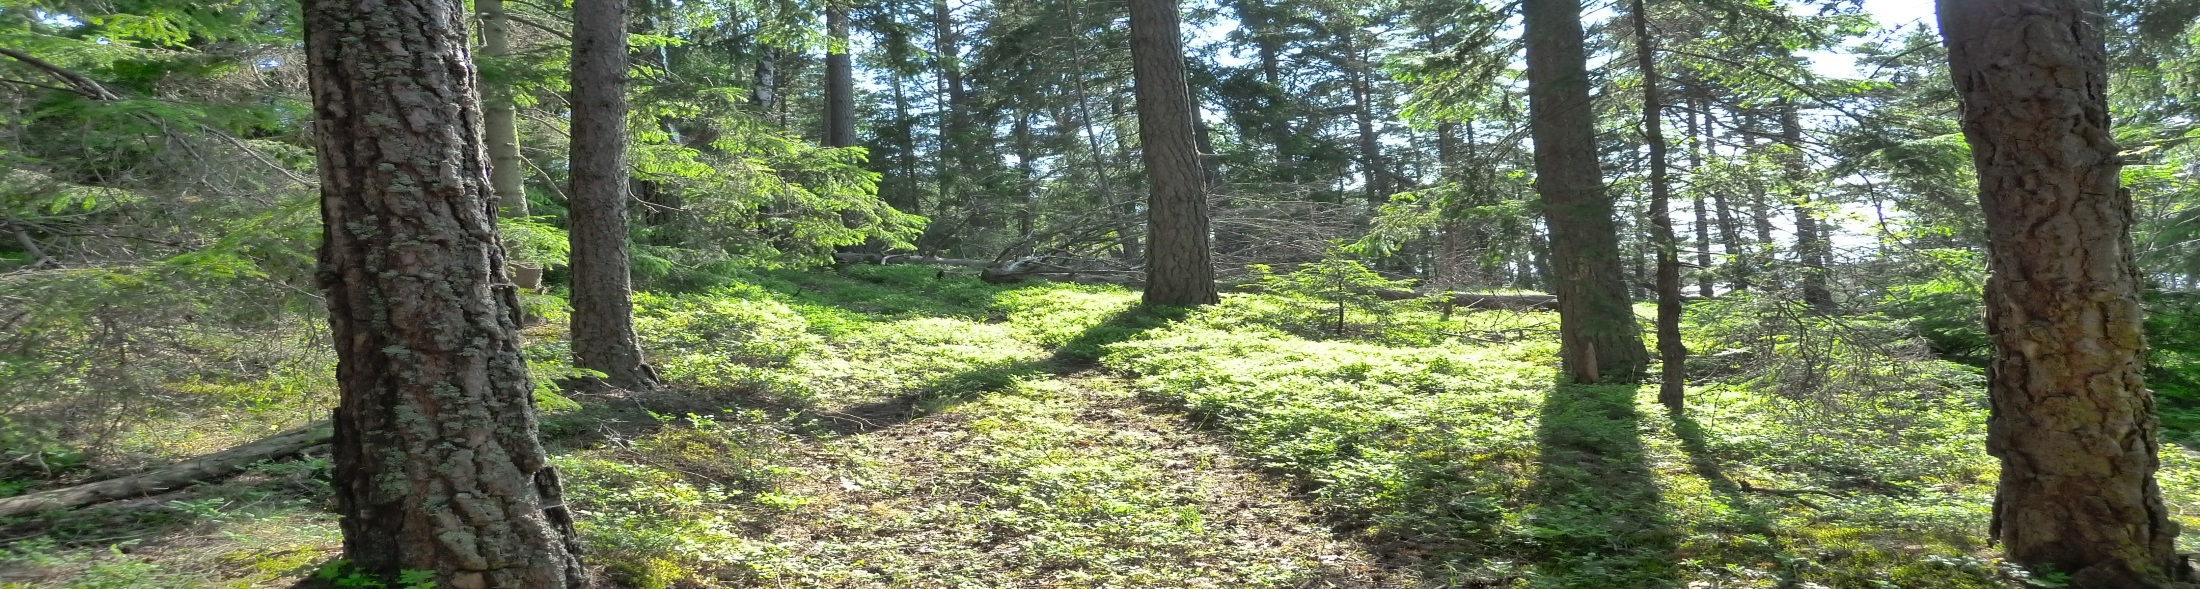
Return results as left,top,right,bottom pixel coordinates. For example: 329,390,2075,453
4,0,2200,587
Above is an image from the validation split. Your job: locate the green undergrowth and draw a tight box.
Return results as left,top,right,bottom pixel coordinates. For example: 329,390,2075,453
1100,291,2200,588
12,264,2200,588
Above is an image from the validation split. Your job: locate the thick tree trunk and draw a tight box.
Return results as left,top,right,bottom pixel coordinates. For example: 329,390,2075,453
301,1,585,585
1780,102,1835,312
1523,0,1648,383
1127,0,1218,306
825,1,856,148
1632,0,1685,411
570,0,660,391
1938,1,2180,586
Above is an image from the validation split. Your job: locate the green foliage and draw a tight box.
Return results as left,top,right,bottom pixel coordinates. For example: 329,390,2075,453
496,216,571,267
1245,257,1431,340
1099,291,2039,588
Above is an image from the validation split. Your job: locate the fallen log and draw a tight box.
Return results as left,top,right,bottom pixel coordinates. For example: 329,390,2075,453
980,269,1144,285
831,252,992,267
1371,289,1558,311
0,421,332,518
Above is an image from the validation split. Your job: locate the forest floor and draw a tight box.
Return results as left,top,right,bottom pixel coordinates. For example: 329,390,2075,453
6,265,2200,588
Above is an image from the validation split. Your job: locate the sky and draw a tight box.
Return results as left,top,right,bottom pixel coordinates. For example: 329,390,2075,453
1805,0,1939,78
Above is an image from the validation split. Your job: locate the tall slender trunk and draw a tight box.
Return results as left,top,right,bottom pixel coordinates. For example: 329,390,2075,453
1436,121,1464,286
1012,111,1037,242
886,72,920,215
825,1,856,148
752,48,779,110
933,0,966,232
1780,102,1834,311
1630,0,1685,411
1345,38,1385,206
1237,0,1293,174
302,0,584,585
476,0,542,291
1062,0,1138,261
1524,0,1649,383
570,0,660,391
1700,98,1746,291
1128,0,1218,306
1685,97,1712,297
1939,1,2179,586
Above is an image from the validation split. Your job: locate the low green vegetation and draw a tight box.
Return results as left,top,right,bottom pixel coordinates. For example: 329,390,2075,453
7,262,2200,588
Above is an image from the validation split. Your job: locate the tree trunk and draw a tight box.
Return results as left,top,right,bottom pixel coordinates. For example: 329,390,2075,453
886,71,920,215
1524,0,1648,383
1632,0,1685,411
1780,102,1834,312
301,1,585,585
1236,0,1293,175
751,48,779,110
1938,1,2180,586
1685,99,1712,298
477,0,542,292
1345,39,1385,206
570,0,660,391
1700,99,1746,292
933,0,965,234
1127,0,1218,306
825,1,856,148
1013,111,1038,242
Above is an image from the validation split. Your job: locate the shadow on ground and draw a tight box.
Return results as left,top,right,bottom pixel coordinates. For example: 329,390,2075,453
1521,383,1679,587
818,304,1188,434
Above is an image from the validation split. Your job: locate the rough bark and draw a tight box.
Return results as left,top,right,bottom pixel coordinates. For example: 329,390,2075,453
1780,102,1834,312
301,1,586,585
1523,0,1648,383
570,0,660,391
1128,0,1219,306
1632,0,1685,410
1939,0,2181,586
825,1,856,148
0,422,331,518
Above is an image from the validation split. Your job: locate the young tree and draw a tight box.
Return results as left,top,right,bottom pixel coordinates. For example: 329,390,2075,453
1128,0,1219,306
301,0,585,585
1523,0,1647,382
1939,0,2180,586
571,0,661,390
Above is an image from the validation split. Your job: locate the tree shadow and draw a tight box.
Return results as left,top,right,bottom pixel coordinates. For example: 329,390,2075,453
814,304,1189,434
1522,383,1680,586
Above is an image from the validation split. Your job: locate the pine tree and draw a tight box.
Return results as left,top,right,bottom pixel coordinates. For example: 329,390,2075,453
1127,0,1218,306
301,0,585,584
1940,0,2180,586
1523,0,1648,383
570,0,661,391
